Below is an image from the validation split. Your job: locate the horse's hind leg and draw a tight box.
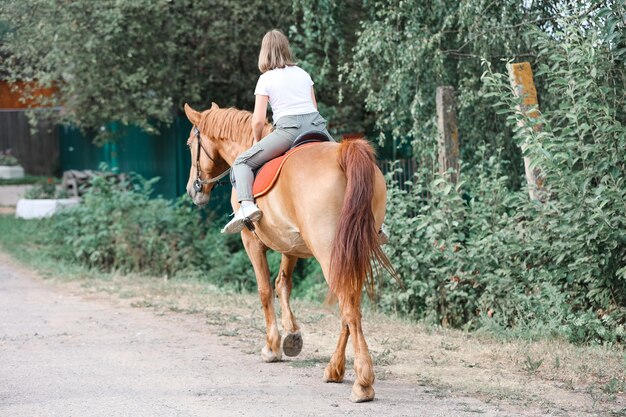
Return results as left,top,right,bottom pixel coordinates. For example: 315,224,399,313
274,254,303,357
316,251,374,401
241,229,281,362
340,293,375,402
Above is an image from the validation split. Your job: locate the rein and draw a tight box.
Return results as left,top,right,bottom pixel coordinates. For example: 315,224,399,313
192,126,231,193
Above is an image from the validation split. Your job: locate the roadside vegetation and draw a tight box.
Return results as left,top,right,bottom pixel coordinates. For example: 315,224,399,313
380,15,626,345
0,173,321,295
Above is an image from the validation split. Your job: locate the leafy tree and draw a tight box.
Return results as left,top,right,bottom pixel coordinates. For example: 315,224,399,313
0,0,292,141
289,0,369,134
342,0,622,181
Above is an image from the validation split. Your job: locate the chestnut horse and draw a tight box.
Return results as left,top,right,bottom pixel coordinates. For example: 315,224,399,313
183,103,393,402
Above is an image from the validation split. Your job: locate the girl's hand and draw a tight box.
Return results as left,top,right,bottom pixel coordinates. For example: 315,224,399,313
311,87,318,109
252,94,269,142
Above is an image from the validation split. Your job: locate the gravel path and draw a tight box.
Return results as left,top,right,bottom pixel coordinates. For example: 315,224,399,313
0,256,535,417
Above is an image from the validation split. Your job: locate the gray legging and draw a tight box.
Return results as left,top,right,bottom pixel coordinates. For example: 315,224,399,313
231,111,335,202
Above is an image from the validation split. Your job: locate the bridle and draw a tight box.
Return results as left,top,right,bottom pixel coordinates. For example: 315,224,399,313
192,126,231,193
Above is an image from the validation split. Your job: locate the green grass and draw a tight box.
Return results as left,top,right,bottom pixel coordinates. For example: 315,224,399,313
0,215,99,282
0,175,58,186
0,215,44,257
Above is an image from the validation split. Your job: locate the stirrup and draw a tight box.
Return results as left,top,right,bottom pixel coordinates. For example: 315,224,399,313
378,224,389,245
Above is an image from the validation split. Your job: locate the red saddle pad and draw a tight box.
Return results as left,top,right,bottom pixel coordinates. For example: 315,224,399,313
252,143,318,198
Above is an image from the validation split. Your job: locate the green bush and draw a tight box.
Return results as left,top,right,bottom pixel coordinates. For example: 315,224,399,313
24,179,68,199
0,150,19,166
45,172,258,290
380,12,626,344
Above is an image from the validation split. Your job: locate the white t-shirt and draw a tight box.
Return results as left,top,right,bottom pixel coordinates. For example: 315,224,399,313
254,65,317,123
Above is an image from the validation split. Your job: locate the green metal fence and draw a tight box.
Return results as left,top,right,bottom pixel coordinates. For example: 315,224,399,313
58,116,232,217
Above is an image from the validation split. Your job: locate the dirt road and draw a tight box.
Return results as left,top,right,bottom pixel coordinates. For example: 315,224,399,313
0,256,586,416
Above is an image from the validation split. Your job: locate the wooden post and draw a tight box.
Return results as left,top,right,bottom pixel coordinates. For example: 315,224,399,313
436,86,459,183
508,62,544,201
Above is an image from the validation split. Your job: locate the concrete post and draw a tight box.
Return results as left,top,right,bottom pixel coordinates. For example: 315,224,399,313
508,62,544,201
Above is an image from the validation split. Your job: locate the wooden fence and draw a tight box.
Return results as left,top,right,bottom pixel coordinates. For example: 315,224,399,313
0,110,59,175
378,158,418,192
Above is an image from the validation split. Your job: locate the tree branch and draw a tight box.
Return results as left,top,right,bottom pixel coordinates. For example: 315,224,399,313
450,1,609,55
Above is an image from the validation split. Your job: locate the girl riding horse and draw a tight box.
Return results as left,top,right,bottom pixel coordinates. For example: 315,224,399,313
223,29,334,234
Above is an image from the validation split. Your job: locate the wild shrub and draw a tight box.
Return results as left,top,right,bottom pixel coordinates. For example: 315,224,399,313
0,150,19,166
491,13,626,343
46,173,257,289
23,178,67,199
381,12,626,343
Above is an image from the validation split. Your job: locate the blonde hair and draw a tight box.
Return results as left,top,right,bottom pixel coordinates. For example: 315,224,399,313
258,30,295,73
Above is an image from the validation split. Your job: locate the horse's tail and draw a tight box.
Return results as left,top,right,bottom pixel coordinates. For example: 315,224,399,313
329,138,395,302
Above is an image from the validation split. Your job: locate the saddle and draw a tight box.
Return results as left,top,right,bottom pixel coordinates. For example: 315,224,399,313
252,130,333,198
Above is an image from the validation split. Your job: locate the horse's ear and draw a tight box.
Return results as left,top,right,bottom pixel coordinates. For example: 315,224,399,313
184,103,201,126
210,102,219,109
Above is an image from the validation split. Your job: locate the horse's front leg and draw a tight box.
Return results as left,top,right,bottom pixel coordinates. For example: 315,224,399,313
323,316,349,383
274,254,302,357
241,229,281,362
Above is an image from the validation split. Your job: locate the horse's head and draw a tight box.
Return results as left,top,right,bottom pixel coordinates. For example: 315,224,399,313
183,103,230,207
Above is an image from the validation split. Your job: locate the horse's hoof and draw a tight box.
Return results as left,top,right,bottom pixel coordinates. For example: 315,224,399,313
261,345,281,363
282,332,303,357
323,365,344,383
350,384,375,403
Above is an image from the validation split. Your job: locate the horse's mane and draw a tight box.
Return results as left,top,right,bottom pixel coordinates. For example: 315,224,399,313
198,107,256,146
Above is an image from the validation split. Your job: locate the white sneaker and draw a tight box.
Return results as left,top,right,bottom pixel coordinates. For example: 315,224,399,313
221,204,263,234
